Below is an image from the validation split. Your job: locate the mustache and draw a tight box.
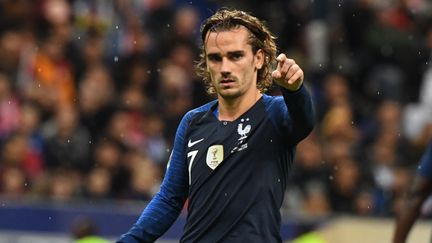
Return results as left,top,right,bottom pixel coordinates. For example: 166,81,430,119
218,75,237,82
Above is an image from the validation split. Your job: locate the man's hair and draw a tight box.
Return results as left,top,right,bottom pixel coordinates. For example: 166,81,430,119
195,9,277,94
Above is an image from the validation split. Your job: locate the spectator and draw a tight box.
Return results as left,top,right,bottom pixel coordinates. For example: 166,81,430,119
0,165,28,199
0,72,20,139
83,167,113,200
71,217,109,243
42,104,91,172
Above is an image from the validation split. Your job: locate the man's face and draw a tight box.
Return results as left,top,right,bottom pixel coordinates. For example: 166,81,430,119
205,26,263,99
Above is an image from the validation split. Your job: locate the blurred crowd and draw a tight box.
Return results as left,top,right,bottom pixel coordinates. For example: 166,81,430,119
1,0,432,218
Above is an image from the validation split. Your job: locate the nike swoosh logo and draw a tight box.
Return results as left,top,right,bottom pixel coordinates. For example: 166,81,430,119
188,138,204,147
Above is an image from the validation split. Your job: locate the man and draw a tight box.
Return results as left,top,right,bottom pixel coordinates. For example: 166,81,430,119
118,8,315,242
394,141,432,243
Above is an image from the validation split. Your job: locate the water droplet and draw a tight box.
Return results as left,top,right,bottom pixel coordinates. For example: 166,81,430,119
166,149,170,153
297,23,301,27
147,70,151,74
24,183,28,187
329,175,334,180
77,36,81,40
377,91,380,95
133,40,137,45
277,178,281,182
319,63,322,67
114,56,119,62
8,100,11,105
224,193,228,197
418,165,422,169
89,140,92,144
67,139,70,143
270,139,273,143
115,25,119,29
338,3,341,7
351,121,354,125
48,216,52,220
167,24,171,28
156,69,161,73
338,65,343,70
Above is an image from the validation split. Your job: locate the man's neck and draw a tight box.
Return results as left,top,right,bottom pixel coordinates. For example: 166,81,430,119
217,90,262,121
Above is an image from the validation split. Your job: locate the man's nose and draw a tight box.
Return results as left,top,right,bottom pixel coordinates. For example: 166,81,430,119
220,58,232,74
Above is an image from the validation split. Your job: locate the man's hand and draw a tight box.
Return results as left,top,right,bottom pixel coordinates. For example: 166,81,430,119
271,54,304,91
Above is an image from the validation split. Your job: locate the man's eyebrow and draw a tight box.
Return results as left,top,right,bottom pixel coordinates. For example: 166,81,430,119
227,50,245,55
207,50,245,56
207,52,221,57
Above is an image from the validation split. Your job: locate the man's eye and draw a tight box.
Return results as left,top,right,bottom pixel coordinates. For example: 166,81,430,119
230,53,243,60
208,55,221,62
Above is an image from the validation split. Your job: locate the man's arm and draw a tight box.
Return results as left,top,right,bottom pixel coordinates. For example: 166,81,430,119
393,176,432,243
271,54,315,144
117,112,192,243
280,85,315,145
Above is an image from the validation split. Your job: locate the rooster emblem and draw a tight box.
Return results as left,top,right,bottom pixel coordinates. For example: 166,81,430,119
237,118,251,140
231,118,251,153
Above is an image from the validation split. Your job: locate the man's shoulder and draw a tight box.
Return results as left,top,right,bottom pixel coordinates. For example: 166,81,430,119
183,100,217,122
187,100,217,115
262,93,284,101
261,94,285,110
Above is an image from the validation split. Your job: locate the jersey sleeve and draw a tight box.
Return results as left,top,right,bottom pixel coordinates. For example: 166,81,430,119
117,112,192,243
266,84,315,146
417,142,432,179
280,84,315,145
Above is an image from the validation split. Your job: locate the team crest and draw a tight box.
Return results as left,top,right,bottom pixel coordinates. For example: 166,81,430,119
206,145,224,170
231,118,251,153
237,118,251,140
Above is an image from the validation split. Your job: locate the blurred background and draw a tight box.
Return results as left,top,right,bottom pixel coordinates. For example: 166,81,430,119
1,0,432,242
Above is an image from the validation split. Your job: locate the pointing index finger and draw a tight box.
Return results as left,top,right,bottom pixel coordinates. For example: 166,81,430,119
274,54,286,75
276,53,287,63
272,54,288,80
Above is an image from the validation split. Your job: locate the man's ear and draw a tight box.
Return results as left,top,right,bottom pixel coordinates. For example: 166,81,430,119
255,49,264,70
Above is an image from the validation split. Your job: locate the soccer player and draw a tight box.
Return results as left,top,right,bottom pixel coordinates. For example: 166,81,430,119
393,141,432,243
118,8,315,242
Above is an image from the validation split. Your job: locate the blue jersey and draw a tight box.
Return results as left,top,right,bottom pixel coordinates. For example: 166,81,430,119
118,86,314,243
417,142,432,179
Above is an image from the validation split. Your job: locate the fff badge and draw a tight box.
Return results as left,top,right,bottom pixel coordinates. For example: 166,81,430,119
206,145,224,170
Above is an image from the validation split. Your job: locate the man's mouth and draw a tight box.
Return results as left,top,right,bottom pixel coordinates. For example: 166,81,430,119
219,79,235,88
220,78,234,84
